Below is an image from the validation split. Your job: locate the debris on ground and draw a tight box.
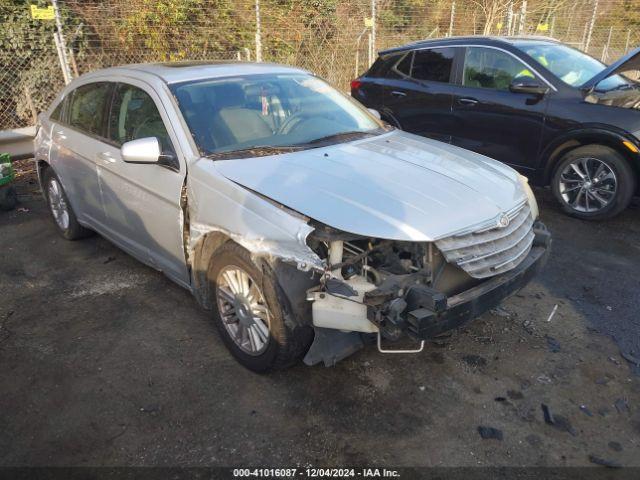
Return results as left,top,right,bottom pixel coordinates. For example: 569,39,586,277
546,304,558,322
462,354,487,368
477,426,503,440
620,350,640,367
525,434,542,447
579,405,593,417
588,454,622,468
103,256,116,264
608,441,623,452
490,306,511,318
545,335,561,353
537,374,552,384
541,403,576,436
614,398,629,414
507,390,523,400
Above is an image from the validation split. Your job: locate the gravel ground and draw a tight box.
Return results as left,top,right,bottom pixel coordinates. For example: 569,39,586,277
1,159,639,467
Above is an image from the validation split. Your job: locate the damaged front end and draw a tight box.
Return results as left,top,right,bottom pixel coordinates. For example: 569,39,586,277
302,206,551,367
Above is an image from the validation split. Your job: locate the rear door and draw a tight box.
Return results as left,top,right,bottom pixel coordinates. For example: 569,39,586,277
50,82,113,227
96,80,189,286
450,46,549,172
381,47,460,142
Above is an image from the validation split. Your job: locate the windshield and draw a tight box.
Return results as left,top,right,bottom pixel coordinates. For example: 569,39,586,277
171,73,383,157
513,42,632,90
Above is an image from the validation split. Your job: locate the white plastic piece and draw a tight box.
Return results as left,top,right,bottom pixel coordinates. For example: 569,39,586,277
310,275,379,333
377,332,425,354
328,240,344,279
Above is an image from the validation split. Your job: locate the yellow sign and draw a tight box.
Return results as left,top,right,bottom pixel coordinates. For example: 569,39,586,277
536,23,549,32
496,22,503,30
30,5,55,20
364,17,374,27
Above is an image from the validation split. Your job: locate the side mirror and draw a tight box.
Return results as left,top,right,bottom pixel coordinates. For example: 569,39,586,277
121,137,161,164
509,77,549,96
367,108,382,120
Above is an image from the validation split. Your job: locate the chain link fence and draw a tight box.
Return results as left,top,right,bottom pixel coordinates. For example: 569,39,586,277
1,0,639,131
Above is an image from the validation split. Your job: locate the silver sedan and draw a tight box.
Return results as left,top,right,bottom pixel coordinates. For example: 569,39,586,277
34,62,549,372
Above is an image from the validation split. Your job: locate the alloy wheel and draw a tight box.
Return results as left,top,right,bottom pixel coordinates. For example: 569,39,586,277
47,178,70,230
216,265,271,356
558,157,617,213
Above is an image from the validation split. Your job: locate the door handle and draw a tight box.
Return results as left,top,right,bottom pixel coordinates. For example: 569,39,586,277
458,97,479,106
391,90,407,97
54,130,67,140
97,152,116,164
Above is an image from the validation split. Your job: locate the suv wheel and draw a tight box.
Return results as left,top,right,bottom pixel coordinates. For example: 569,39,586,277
208,242,313,372
43,168,93,240
551,145,635,220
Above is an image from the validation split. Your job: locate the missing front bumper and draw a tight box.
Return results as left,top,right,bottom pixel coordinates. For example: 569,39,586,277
404,221,550,339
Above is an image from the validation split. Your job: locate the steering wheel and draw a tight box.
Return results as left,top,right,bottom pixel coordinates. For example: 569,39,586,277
133,117,163,141
276,112,311,135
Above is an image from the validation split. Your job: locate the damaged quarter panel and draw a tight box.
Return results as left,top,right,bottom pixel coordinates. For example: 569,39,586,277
187,157,324,278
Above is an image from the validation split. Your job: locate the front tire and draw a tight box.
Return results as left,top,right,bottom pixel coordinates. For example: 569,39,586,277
43,168,93,240
551,145,635,220
208,242,313,373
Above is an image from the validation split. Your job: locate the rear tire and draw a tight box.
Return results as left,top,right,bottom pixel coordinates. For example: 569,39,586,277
551,145,635,220
43,168,93,240
207,242,313,373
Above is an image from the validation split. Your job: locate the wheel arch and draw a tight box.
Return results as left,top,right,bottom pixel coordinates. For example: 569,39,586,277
189,230,319,328
190,230,234,309
35,158,50,194
541,128,640,186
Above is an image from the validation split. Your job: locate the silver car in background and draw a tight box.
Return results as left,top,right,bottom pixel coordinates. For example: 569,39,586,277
34,62,550,372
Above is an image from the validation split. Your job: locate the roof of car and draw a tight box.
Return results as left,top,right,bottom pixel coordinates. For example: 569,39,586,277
85,61,309,84
379,35,561,55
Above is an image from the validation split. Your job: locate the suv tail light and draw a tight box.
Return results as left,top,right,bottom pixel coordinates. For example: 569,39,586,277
350,79,363,90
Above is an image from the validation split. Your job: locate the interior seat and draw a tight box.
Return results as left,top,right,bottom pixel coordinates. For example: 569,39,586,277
209,84,273,150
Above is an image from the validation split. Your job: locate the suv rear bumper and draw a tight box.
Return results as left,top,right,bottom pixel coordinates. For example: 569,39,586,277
406,221,551,339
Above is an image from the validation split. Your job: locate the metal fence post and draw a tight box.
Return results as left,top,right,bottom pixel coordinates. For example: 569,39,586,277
584,0,598,52
448,1,455,37
371,0,376,60
51,0,73,84
601,26,612,62
518,1,527,35
255,0,262,62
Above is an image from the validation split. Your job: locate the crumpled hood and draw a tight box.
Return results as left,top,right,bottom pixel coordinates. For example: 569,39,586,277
213,130,525,241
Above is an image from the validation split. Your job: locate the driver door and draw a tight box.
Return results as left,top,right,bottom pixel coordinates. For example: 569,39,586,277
97,80,190,286
450,46,549,173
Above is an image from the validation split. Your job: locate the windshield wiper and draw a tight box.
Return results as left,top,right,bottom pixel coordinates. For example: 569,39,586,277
207,145,303,159
299,130,378,147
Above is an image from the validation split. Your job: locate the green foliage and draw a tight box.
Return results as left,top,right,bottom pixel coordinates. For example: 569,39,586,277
116,0,250,59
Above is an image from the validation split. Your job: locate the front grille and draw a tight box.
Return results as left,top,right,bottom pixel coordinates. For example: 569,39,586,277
435,201,535,279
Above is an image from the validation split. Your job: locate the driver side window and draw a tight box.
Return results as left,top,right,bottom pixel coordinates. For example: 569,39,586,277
463,47,537,90
108,84,173,153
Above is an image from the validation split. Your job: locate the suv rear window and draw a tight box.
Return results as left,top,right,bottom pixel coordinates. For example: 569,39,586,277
411,48,455,83
367,53,403,78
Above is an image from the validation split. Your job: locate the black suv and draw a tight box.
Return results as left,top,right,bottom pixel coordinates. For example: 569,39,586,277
352,36,640,219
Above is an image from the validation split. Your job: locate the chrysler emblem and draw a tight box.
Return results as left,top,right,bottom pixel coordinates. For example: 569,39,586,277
497,213,510,228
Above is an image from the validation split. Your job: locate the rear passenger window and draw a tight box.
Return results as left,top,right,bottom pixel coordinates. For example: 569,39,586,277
412,48,455,83
395,52,413,76
367,53,403,78
50,96,67,122
68,83,111,136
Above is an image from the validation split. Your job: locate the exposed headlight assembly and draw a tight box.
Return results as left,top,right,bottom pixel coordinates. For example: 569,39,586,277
519,174,539,220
